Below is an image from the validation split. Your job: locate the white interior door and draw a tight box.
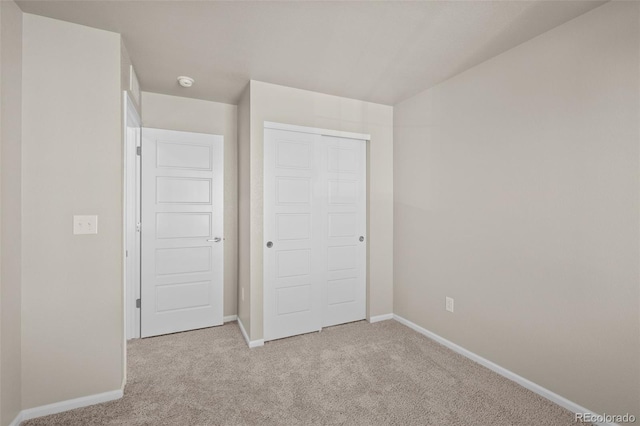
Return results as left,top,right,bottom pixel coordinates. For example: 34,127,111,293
141,128,223,338
319,135,367,327
264,125,367,342
264,128,322,341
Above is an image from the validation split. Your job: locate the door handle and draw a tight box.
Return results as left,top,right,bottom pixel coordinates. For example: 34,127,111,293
207,237,222,243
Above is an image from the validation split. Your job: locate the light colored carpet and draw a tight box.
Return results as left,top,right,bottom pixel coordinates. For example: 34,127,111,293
23,320,584,426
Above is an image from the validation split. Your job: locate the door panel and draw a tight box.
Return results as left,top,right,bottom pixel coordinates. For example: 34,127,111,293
327,245,357,271
156,213,211,239
156,177,211,204
276,214,310,240
156,141,212,169
264,129,322,341
141,128,223,338
156,281,212,312
327,278,357,305
155,246,212,275
320,136,367,327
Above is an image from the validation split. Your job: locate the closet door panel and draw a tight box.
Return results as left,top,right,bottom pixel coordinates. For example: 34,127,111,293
320,136,367,327
264,129,322,341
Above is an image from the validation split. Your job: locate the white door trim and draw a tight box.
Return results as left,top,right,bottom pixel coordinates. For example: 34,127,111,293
264,121,370,141
124,91,142,342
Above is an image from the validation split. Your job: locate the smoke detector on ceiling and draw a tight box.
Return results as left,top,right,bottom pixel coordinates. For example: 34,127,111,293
177,76,195,88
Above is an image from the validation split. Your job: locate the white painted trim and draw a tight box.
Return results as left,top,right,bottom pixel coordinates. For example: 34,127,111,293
393,315,618,426
249,339,265,348
368,313,393,323
8,412,23,426
237,317,250,345
123,90,142,350
223,314,238,323
19,389,123,423
264,121,370,141
237,318,264,348
129,65,141,106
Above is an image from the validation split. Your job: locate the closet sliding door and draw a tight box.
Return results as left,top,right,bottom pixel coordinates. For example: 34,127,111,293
319,135,367,328
264,123,367,342
264,128,323,341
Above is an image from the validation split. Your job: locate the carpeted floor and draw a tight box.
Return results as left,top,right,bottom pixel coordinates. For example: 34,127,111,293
23,320,585,426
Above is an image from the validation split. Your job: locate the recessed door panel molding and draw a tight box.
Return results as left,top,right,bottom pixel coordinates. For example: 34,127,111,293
156,212,212,239
327,245,357,272
276,249,311,278
155,246,212,276
141,127,224,338
156,281,212,313
276,285,312,315
328,146,358,173
276,177,311,204
156,177,212,204
264,123,367,341
276,213,311,241
327,278,357,306
328,213,357,237
157,141,212,170
328,180,358,205
276,140,312,169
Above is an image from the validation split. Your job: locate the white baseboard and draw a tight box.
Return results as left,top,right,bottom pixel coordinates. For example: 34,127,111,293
8,411,23,426
18,389,123,423
392,314,617,426
9,315,615,425
223,314,238,323
369,313,393,323
237,318,264,348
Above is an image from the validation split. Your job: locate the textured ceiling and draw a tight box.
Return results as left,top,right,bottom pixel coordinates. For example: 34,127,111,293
17,0,607,105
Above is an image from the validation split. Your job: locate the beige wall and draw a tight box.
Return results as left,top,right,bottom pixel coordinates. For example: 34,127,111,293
244,80,393,340
0,0,22,424
237,85,251,330
394,1,639,418
141,92,238,318
21,14,123,408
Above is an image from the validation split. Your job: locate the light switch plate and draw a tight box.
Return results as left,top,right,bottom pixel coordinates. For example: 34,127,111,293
73,215,98,235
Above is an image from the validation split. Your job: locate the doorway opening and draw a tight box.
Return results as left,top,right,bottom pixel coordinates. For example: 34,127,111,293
123,103,226,341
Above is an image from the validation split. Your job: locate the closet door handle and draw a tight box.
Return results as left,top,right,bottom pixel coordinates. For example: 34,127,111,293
266,241,273,248
359,236,365,242
207,237,222,243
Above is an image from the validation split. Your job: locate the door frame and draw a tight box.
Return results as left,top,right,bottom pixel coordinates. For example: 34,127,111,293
262,121,371,342
123,92,142,341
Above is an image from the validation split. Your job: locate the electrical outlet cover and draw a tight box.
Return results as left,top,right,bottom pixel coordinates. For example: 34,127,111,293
446,297,454,313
